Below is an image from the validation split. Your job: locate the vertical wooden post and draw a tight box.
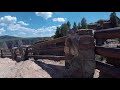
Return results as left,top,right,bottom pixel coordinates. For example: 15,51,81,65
64,30,96,78
24,47,29,60
20,47,25,61
11,48,17,60
0,49,3,58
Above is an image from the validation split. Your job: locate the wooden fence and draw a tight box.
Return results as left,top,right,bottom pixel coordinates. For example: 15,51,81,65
1,27,120,78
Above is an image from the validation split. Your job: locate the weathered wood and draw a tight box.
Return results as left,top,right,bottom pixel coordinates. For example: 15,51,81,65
19,47,26,61
28,55,65,61
95,46,120,59
96,60,120,78
64,30,95,78
28,46,64,54
3,55,12,58
106,58,120,67
94,27,120,39
0,49,3,58
11,49,17,60
29,36,67,48
77,29,94,36
24,47,29,60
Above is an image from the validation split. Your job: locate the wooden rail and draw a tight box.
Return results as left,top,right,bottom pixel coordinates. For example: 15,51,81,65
96,61,120,78
94,27,120,39
95,46,120,59
29,36,66,48
28,55,65,61
28,46,64,53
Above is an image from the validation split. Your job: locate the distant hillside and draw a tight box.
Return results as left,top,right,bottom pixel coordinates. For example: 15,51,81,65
0,35,21,42
0,35,53,49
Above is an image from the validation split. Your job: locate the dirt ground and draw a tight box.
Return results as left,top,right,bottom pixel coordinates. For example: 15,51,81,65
0,58,99,78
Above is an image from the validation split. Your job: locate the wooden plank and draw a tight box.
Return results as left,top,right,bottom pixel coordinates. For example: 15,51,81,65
2,55,12,58
28,55,65,61
28,46,64,53
94,27,120,39
96,60,120,78
0,50,3,58
95,46,120,59
29,36,67,48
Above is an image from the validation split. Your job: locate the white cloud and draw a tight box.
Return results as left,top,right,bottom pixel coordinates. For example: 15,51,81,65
0,16,17,26
7,23,34,32
53,18,66,22
0,15,59,37
33,26,57,37
35,12,53,19
18,21,29,26
36,26,57,33
0,16,30,28
18,32,26,35
7,24,21,31
0,28,5,34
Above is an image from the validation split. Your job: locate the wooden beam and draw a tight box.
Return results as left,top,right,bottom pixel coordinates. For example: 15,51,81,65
0,50,3,58
95,46,120,59
28,46,64,53
28,55,65,61
29,36,67,48
2,55,12,58
94,27,120,39
96,60,120,78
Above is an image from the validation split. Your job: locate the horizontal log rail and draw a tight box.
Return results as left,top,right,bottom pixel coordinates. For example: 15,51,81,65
95,46,120,59
2,55,12,57
29,36,67,48
28,46,64,53
94,27,120,39
96,60,120,78
28,55,65,61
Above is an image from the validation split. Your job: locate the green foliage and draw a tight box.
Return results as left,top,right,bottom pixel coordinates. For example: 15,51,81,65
73,22,77,30
97,19,104,24
54,21,71,38
61,23,69,36
97,19,104,29
77,22,81,29
67,21,71,29
81,17,87,29
110,12,118,27
54,27,61,38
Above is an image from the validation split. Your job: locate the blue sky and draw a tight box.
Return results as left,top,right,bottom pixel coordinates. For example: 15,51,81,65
0,12,120,37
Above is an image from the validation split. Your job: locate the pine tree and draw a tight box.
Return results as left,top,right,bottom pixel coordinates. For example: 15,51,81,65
97,19,104,29
73,22,77,30
61,23,69,36
54,27,61,38
110,12,118,27
81,18,87,29
77,22,81,29
67,21,71,29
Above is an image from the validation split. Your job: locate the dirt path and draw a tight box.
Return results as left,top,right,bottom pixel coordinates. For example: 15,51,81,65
0,58,51,78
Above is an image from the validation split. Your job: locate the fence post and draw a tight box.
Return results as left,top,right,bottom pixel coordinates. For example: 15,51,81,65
0,49,3,58
64,30,96,78
11,48,17,60
24,47,29,60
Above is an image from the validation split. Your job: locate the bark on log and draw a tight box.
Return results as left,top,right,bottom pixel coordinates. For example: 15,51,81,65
64,30,95,78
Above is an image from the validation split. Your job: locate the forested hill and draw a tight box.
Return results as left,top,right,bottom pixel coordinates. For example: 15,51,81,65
0,35,52,49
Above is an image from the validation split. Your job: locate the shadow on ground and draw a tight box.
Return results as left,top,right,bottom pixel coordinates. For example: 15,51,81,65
34,60,65,78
